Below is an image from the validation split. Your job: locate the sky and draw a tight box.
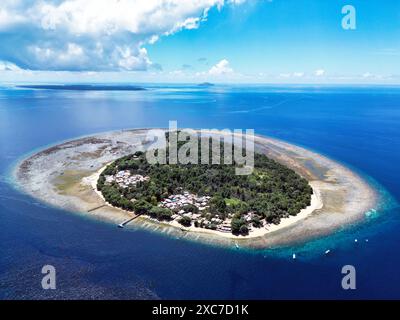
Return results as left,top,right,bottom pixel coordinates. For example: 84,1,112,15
0,0,400,84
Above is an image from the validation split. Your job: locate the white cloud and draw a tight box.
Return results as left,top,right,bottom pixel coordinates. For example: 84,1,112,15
228,0,247,4
0,61,22,71
117,47,151,71
314,69,325,76
293,72,304,78
360,72,390,80
209,59,233,75
0,0,244,71
169,70,184,76
362,72,373,78
278,72,304,78
0,8,25,30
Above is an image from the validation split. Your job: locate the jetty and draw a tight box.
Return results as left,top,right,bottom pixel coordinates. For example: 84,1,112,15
118,215,139,228
87,204,107,212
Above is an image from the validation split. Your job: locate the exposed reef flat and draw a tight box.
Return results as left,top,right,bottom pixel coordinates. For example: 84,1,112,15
13,129,378,249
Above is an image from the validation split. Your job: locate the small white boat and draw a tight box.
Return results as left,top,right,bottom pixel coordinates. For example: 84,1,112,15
354,239,358,243
324,249,331,255
292,253,296,260
118,223,124,228
365,239,369,242
235,242,239,249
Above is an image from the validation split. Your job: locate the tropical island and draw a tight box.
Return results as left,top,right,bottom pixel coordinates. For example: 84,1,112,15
96,133,313,235
197,82,215,87
13,128,378,248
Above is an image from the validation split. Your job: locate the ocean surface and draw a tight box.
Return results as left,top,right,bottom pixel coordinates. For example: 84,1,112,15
0,84,399,299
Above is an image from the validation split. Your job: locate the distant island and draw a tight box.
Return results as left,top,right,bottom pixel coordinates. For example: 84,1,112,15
17,84,146,91
96,133,313,235
197,82,215,87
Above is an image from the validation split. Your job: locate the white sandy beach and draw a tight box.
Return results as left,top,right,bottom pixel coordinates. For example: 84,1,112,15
83,163,323,239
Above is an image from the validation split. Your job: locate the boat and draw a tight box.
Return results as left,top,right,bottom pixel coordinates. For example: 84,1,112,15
324,249,331,255
118,223,124,228
235,242,239,249
292,253,296,260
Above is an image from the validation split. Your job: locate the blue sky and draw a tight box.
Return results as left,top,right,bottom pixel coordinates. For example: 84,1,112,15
1,0,400,84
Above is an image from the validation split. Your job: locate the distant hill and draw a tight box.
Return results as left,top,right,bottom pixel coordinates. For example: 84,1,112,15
197,82,215,87
17,84,146,91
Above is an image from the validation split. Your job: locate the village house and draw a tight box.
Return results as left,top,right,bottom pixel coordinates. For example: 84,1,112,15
105,170,149,188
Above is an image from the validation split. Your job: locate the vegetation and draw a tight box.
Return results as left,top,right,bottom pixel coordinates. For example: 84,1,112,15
178,216,192,227
231,216,247,235
149,206,173,221
97,133,313,235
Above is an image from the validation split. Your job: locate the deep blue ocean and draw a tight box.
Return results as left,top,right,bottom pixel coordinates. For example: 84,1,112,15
0,84,399,299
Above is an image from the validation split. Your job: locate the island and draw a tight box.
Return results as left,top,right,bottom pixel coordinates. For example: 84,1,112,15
197,82,215,87
13,129,378,249
96,133,313,236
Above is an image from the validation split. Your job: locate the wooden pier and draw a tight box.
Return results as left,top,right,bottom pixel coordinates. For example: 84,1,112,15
87,203,140,228
118,215,140,228
87,204,107,212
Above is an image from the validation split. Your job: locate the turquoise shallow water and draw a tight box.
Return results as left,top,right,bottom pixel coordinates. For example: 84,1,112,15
0,85,399,299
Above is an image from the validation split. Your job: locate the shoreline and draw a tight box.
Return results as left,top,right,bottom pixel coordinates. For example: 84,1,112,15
12,129,379,248
83,163,323,239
